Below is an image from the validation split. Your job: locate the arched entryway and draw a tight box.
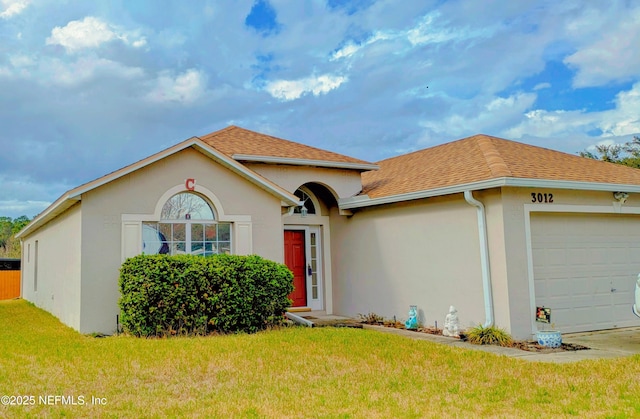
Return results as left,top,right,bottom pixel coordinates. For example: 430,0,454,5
284,184,336,311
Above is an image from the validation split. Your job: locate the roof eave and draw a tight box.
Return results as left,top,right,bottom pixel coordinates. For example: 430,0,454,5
340,177,640,210
16,194,80,239
232,154,379,171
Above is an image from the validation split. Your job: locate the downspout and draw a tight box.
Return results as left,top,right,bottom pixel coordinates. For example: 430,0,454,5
464,190,494,328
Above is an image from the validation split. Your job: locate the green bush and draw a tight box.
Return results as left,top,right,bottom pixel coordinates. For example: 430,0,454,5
465,324,513,347
118,254,293,337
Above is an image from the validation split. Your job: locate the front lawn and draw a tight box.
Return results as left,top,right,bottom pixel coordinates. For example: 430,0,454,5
1,299,639,418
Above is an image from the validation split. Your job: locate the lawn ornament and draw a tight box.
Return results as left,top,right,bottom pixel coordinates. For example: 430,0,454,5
405,305,418,330
443,305,460,337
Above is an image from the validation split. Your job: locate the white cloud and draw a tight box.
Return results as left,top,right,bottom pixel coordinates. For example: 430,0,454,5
146,69,207,104
0,0,29,19
0,200,50,217
422,92,537,138
46,16,147,53
331,32,392,61
0,54,143,84
265,74,348,101
599,82,640,137
331,42,361,61
564,8,640,87
505,109,592,138
42,56,144,86
505,83,640,139
533,82,551,91
9,54,35,68
407,12,457,46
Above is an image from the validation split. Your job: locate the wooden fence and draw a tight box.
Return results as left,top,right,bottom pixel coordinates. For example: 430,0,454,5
0,270,20,300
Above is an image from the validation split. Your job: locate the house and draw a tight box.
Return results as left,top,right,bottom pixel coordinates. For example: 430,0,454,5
17,126,640,339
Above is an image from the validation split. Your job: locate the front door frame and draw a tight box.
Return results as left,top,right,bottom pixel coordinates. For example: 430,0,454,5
284,225,324,311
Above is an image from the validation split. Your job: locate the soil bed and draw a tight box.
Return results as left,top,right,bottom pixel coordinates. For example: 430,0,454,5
360,320,591,352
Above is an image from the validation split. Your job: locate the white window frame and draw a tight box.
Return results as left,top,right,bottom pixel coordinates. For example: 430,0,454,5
121,183,252,261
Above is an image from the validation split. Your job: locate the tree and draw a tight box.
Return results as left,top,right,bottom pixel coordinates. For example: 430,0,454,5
579,136,640,168
0,216,32,259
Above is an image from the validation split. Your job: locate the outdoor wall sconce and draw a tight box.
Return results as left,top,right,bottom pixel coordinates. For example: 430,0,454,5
613,191,629,204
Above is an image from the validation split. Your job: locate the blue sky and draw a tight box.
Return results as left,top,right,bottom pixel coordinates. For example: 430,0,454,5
1,0,639,218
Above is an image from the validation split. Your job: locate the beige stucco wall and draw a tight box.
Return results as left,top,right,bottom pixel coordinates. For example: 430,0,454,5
244,163,363,198
329,186,640,340
21,203,82,330
330,193,488,330
78,147,284,333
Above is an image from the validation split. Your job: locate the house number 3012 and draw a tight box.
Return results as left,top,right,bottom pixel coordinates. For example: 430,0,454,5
531,192,553,203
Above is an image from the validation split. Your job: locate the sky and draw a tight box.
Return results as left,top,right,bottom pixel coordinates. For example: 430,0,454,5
1,0,639,219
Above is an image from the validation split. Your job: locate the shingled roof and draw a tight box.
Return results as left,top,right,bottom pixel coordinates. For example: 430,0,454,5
361,134,640,199
199,126,376,170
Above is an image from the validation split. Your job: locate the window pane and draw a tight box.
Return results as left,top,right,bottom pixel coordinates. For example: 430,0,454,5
161,192,215,220
218,224,230,241
310,233,316,246
172,223,186,241
172,242,186,254
191,223,204,241
142,223,163,255
205,224,217,240
159,224,171,240
219,242,231,254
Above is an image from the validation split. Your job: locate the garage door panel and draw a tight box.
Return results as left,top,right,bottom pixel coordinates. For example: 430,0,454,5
532,213,640,333
546,248,567,266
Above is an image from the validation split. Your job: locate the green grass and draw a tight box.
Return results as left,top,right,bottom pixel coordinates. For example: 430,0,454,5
1,299,639,418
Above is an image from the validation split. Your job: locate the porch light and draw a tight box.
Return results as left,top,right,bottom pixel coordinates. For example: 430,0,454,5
613,191,629,203
301,205,308,217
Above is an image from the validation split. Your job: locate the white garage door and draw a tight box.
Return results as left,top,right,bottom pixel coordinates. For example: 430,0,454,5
531,212,640,333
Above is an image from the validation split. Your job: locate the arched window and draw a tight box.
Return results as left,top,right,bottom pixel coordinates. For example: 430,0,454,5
161,192,215,220
143,192,231,256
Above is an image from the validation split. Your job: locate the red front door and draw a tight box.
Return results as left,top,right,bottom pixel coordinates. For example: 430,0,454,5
284,230,306,307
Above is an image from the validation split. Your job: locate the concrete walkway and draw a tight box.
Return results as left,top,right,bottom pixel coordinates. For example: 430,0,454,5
287,311,640,363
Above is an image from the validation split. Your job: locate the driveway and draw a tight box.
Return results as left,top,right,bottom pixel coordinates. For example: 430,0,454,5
562,327,640,357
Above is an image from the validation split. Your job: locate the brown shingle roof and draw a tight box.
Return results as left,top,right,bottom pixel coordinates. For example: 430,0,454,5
199,126,373,167
362,134,640,199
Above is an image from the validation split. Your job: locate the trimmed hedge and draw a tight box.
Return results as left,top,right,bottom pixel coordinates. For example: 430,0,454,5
118,254,294,336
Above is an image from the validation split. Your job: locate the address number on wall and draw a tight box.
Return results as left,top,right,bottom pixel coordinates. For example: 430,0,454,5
531,192,553,203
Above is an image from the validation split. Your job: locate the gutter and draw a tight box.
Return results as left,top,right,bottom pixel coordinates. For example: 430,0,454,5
464,190,494,328
339,177,640,210
634,274,640,318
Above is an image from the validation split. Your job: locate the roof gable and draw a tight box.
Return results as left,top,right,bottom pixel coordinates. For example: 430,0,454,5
361,134,640,200
17,137,299,238
199,126,377,170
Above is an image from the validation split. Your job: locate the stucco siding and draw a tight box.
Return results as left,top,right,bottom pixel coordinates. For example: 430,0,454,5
21,203,82,330
244,164,363,199
331,194,486,329
78,147,284,333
